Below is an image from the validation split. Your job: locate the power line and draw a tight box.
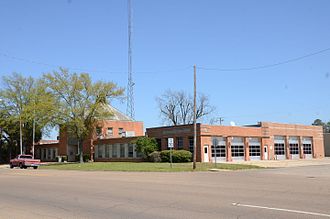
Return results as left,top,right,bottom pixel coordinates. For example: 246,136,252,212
198,47,330,72
0,51,192,75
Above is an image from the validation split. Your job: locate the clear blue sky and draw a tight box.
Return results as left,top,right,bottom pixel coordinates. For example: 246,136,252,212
1,0,329,139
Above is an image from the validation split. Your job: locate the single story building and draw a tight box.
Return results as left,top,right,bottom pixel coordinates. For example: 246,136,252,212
146,122,324,162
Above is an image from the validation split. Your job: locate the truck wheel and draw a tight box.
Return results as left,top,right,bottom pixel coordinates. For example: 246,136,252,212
33,166,38,169
19,163,23,169
10,163,14,169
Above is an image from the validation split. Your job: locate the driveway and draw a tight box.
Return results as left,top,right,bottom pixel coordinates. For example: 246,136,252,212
0,164,329,219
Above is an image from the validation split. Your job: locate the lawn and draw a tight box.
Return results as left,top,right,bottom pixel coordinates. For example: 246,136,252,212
40,162,262,172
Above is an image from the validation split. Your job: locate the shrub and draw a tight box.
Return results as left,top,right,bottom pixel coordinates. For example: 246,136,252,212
160,150,192,163
133,137,158,158
148,151,162,162
75,154,90,162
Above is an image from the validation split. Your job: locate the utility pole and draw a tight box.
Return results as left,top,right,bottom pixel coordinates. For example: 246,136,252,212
19,114,23,154
193,65,197,170
32,106,35,159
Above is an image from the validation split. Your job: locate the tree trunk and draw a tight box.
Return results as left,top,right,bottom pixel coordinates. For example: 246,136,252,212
78,139,84,163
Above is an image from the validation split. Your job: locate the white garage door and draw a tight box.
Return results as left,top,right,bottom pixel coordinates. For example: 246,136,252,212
211,137,226,162
231,137,244,161
289,137,300,160
249,138,261,160
303,137,313,159
274,136,286,160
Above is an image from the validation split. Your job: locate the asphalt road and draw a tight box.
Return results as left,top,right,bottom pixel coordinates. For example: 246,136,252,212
0,165,329,219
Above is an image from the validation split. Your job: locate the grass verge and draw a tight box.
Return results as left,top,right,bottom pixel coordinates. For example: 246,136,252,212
40,162,262,172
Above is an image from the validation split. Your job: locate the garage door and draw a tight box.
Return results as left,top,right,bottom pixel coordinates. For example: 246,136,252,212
303,137,313,159
249,138,261,160
274,136,286,160
289,137,300,160
211,137,226,162
231,137,244,161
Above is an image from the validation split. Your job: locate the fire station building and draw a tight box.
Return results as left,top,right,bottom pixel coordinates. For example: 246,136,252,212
146,122,324,162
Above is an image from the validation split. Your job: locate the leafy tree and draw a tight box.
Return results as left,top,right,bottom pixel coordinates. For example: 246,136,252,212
43,68,124,163
0,73,55,160
156,90,215,125
133,136,158,158
312,119,330,133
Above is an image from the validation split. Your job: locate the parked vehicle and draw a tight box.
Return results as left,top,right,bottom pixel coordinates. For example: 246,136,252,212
9,155,41,169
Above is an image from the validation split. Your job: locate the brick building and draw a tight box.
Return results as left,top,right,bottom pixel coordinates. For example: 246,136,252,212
35,105,144,162
146,122,324,162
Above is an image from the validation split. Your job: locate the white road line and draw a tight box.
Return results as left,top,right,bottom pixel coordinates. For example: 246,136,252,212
232,203,330,218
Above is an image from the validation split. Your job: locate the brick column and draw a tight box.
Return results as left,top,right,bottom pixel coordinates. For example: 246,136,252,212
299,136,304,159
226,137,232,162
285,136,290,160
244,137,250,161
261,138,266,160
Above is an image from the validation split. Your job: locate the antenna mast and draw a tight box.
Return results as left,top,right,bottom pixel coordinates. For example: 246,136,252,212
127,0,135,119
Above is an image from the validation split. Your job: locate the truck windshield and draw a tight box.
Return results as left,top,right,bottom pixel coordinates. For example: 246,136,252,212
19,155,33,159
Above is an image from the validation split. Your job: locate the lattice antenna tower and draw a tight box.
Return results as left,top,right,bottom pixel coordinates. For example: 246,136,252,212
126,0,135,119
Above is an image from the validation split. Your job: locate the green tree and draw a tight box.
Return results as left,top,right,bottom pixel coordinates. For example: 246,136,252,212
133,136,158,158
43,68,124,163
0,73,55,160
312,119,330,133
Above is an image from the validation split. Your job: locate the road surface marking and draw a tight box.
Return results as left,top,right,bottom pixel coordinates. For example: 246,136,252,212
232,203,330,218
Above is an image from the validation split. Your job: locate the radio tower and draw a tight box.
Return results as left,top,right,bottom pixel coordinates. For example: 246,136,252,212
126,0,135,119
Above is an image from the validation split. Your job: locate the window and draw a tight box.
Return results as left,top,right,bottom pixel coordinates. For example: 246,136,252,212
249,145,261,157
120,144,125,157
177,137,184,150
156,138,162,150
231,145,244,157
303,144,312,154
274,143,285,155
128,144,134,158
211,137,226,158
112,144,118,158
107,128,113,137
98,145,103,158
105,145,109,158
96,127,102,137
289,143,299,155
118,128,124,137
188,137,194,153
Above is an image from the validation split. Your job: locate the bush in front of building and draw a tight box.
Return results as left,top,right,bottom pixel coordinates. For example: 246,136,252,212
148,151,162,162
160,150,192,163
133,137,158,159
75,154,90,162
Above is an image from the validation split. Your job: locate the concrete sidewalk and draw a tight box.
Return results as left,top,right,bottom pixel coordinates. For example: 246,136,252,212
234,157,330,168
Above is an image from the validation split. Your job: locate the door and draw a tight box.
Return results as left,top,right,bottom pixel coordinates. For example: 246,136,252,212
68,145,78,162
203,145,209,162
264,146,268,160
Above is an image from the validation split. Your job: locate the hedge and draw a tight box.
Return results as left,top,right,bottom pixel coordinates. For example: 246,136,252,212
160,150,192,163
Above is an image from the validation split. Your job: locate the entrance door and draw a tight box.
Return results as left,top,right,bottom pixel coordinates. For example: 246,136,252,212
203,145,209,162
264,146,268,160
68,145,78,162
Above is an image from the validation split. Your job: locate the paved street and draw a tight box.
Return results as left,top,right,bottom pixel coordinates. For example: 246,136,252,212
0,164,329,219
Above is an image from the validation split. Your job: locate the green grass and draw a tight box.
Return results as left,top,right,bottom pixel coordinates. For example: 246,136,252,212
40,162,262,172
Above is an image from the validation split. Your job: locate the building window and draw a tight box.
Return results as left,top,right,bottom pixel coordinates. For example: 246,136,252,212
118,128,124,137
176,137,184,150
289,143,299,155
231,145,244,157
128,144,134,158
107,128,113,137
120,144,125,157
98,145,103,158
211,137,226,158
156,138,162,150
303,144,312,154
274,143,285,155
96,127,102,137
112,144,118,158
188,137,194,153
249,145,261,157
105,145,109,158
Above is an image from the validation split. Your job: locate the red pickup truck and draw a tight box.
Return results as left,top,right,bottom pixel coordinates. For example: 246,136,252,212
10,155,40,169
